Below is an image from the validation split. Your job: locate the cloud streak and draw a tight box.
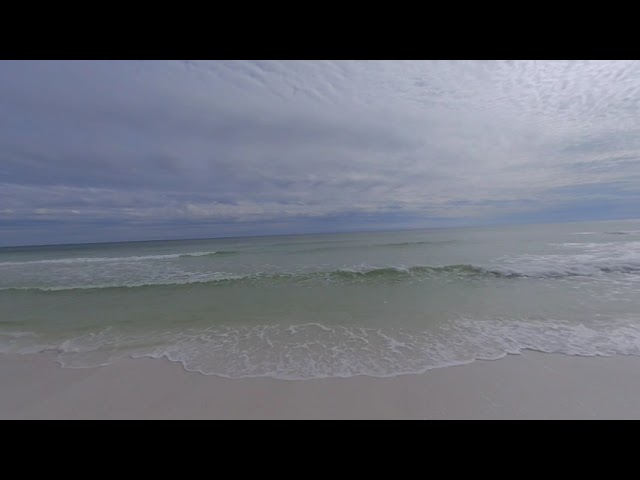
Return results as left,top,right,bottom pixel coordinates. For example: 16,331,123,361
1,60,639,245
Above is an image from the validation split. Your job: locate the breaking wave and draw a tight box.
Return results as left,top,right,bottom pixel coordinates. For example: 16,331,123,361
0,250,237,266
3,258,640,292
2,318,640,379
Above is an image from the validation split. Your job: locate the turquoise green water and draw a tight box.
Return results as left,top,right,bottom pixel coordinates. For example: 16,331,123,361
2,219,640,379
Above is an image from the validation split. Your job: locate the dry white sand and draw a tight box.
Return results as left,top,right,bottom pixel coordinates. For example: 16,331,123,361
2,351,640,419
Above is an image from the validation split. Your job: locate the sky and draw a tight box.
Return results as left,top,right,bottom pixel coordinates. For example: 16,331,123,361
1,60,640,246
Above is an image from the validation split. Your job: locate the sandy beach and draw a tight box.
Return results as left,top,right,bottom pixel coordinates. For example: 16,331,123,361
3,61,640,419
2,351,640,419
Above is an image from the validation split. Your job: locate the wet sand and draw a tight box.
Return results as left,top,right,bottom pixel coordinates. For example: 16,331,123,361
2,351,640,419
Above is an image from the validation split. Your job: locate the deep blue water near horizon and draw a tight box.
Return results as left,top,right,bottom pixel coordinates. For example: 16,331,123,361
2,218,640,379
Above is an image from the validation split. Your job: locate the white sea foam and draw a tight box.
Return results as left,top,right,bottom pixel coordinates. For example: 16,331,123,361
3,318,640,379
0,251,225,266
3,224,640,379
4,254,640,291
571,231,640,236
491,240,640,278
0,271,248,291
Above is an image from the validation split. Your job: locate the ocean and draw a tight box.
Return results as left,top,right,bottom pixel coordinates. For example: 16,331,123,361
1,219,640,379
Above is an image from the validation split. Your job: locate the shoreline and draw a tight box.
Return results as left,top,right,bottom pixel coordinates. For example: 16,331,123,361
2,351,640,419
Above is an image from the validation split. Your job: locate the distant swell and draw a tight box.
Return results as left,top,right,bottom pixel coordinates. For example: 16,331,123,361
572,231,640,236
297,240,456,253
381,240,456,247
179,250,237,258
3,260,640,292
0,250,237,266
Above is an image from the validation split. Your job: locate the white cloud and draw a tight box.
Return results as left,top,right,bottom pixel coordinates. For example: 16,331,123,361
1,60,639,243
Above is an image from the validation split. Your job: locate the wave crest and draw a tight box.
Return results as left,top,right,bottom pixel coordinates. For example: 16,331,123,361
0,250,237,266
3,258,640,293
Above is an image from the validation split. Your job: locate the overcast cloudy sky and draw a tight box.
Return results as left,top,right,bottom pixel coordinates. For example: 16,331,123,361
1,60,639,245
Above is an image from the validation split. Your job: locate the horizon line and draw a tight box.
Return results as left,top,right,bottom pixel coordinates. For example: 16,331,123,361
2,217,638,249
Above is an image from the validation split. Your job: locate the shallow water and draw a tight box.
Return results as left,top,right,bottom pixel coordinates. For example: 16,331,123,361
2,219,640,379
